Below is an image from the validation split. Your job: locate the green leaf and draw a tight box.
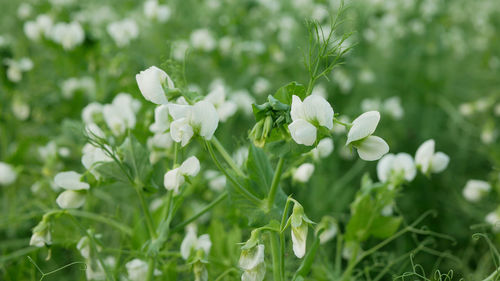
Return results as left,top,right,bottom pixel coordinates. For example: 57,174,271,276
369,216,402,239
246,144,273,197
119,133,152,185
94,161,129,183
273,81,306,105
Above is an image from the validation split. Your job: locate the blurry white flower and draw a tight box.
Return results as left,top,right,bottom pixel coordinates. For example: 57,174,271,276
85,123,105,139
144,0,171,22
293,163,315,183
164,156,200,193
190,29,216,51
82,102,103,124
180,226,212,260
494,104,500,116
17,3,32,19
126,259,161,281
205,83,237,122
12,99,30,120
486,211,500,233
54,171,89,190
346,111,389,161
316,216,338,244
103,93,141,136
332,68,352,94
415,139,449,175
56,190,86,209
24,15,53,41
289,95,334,146
233,146,249,167
29,225,51,247
169,101,219,146
82,143,112,178
85,256,115,281
463,180,491,202
172,40,189,61
358,69,375,84
377,153,416,183
61,77,95,99
311,138,334,159
311,84,327,98
459,103,474,116
252,77,271,96
136,66,174,105
107,19,139,47
204,170,226,192
290,202,311,258
4,57,33,83
361,98,381,112
383,97,404,120
481,128,497,145
0,162,17,186
230,89,255,116
38,141,57,160
149,105,170,133
50,22,85,50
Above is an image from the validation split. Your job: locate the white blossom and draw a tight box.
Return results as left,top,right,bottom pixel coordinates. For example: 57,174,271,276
180,226,212,260
150,105,170,133
169,101,219,146
103,93,141,136
24,14,53,41
49,22,85,50
4,57,33,83
293,163,315,183
239,244,266,281
164,156,200,193
288,95,334,146
346,111,389,161
290,203,312,258
136,66,174,105
486,211,500,233
54,171,89,190
107,19,139,47
56,190,86,209
376,153,416,183
205,83,237,122
144,0,171,22
0,162,17,186
311,138,334,159
415,139,449,175
190,29,216,51
463,179,491,202
126,259,161,281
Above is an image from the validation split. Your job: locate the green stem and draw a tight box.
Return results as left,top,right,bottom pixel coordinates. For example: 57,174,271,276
146,256,156,281
266,158,285,211
205,141,261,205
211,137,245,177
135,185,157,239
172,191,228,232
270,233,282,281
66,209,133,236
279,198,292,280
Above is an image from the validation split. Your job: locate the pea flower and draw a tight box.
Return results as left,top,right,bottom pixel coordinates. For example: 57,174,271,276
107,19,139,47
346,111,389,161
288,95,334,146
240,244,266,281
414,139,449,175
376,153,416,183
54,171,89,209
126,259,161,281
82,102,103,125
49,22,85,50
292,163,315,183
29,219,51,247
463,180,491,202
144,0,171,22
149,105,170,133
190,29,216,52
315,216,338,244
168,101,219,146
311,138,334,159
204,83,237,122
103,93,141,136
24,14,53,41
290,202,313,258
4,57,33,83
180,226,212,260
164,156,200,193
486,210,500,233
0,162,17,186
136,66,174,105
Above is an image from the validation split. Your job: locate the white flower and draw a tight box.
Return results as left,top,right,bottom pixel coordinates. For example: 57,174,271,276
12,99,30,120
204,170,226,191
463,180,491,202
54,171,90,190
293,163,315,183
180,227,212,260
77,236,91,259
136,66,174,105
103,93,141,136
4,57,33,83
288,95,334,146
24,15,53,41
144,0,171,22
346,111,389,161
169,101,219,146
29,229,51,247
252,77,270,96
150,105,170,133
0,162,17,186
81,143,112,178
415,139,449,175
107,19,139,47
486,211,500,233
190,29,216,51
311,138,334,159
376,153,416,183
49,22,85,50
148,132,173,150
383,97,404,120
316,216,338,244
239,244,266,281
126,259,161,281
56,190,86,209
61,76,95,99
205,84,238,122
82,102,103,124
311,84,327,99
230,89,255,116
290,203,312,258
164,156,200,193
17,3,33,19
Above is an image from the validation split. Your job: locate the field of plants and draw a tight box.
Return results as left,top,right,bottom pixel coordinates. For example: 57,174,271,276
1,0,500,280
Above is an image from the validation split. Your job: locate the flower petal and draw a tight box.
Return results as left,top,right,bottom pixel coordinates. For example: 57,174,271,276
288,119,317,146
355,135,389,161
430,151,449,173
347,111,380,145
302,95,334,129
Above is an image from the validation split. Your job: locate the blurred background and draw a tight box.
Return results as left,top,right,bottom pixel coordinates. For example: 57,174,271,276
1,0,499,280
